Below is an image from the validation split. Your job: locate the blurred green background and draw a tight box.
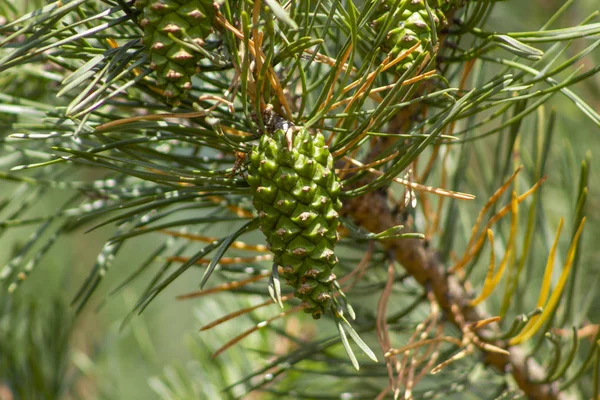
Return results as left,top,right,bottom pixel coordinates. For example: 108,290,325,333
1,0,599,399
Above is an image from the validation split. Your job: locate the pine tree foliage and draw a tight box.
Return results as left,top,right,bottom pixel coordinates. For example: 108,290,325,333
0,282,73,399
1,0,600,399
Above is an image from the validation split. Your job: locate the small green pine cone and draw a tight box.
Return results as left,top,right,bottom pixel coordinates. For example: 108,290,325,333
247,127,343,319
372,0,461,73
135,0,216,102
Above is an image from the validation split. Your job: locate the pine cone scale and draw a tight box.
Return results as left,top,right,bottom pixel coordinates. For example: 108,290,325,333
372,0,463,72
135,0,216,101
248,127,342,318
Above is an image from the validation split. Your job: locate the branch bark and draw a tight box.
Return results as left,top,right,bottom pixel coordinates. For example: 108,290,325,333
342,190,565,400
335,4,574,398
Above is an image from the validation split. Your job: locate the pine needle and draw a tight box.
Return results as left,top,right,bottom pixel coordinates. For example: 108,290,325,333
342,156,475,200
176,271,270,300
469,229,498,306
200,296,292,332
211,308,300,358
510,217,586,345
451,174,546,272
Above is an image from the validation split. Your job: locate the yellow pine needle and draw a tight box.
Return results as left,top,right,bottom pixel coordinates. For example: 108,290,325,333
205,195,255,218
211,307,301,358
451,175,545,272
159,230,268,252
459,167,522,263
384,336,463,357
478,342,510,355
302,48,359,73
251,17,292,119
469,230,498,306
328,59,381,120
166,254,272,265
341,156,475,200
499,191,520,316
106,38,141,78
338,152,400,174
251,0,264,78
106,38,119,49
431,148,451,235
332,118,375,158
329,44,434,112
97,109,210,130
219,125,253,137
339,42,421,96
537,218,564,309
318,45,353,118
216,12,291,118
510,217,586,345
177,271,271,299
329,70,437,111
200,296,292,331
105,39,166,97
430,348,471,374
506,218,563,340
383,41,421,72
471,316,501,330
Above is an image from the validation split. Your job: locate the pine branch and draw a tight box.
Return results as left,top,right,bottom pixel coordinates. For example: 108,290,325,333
343,188,566,400
1,0,598,398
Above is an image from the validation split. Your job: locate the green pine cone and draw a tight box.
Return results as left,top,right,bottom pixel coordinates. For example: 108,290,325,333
135,0,216,102
372,0,462,73
247,127,343,319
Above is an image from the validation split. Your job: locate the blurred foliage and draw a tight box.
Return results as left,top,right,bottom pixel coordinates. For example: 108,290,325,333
0,281,73,399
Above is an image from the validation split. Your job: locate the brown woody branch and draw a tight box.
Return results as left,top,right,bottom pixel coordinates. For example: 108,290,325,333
335,4,569,398
342,190,565,400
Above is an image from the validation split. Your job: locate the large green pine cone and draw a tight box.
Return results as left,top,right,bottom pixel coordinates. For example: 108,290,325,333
372,0,461,73
247,128,343,319
135,0,216,101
